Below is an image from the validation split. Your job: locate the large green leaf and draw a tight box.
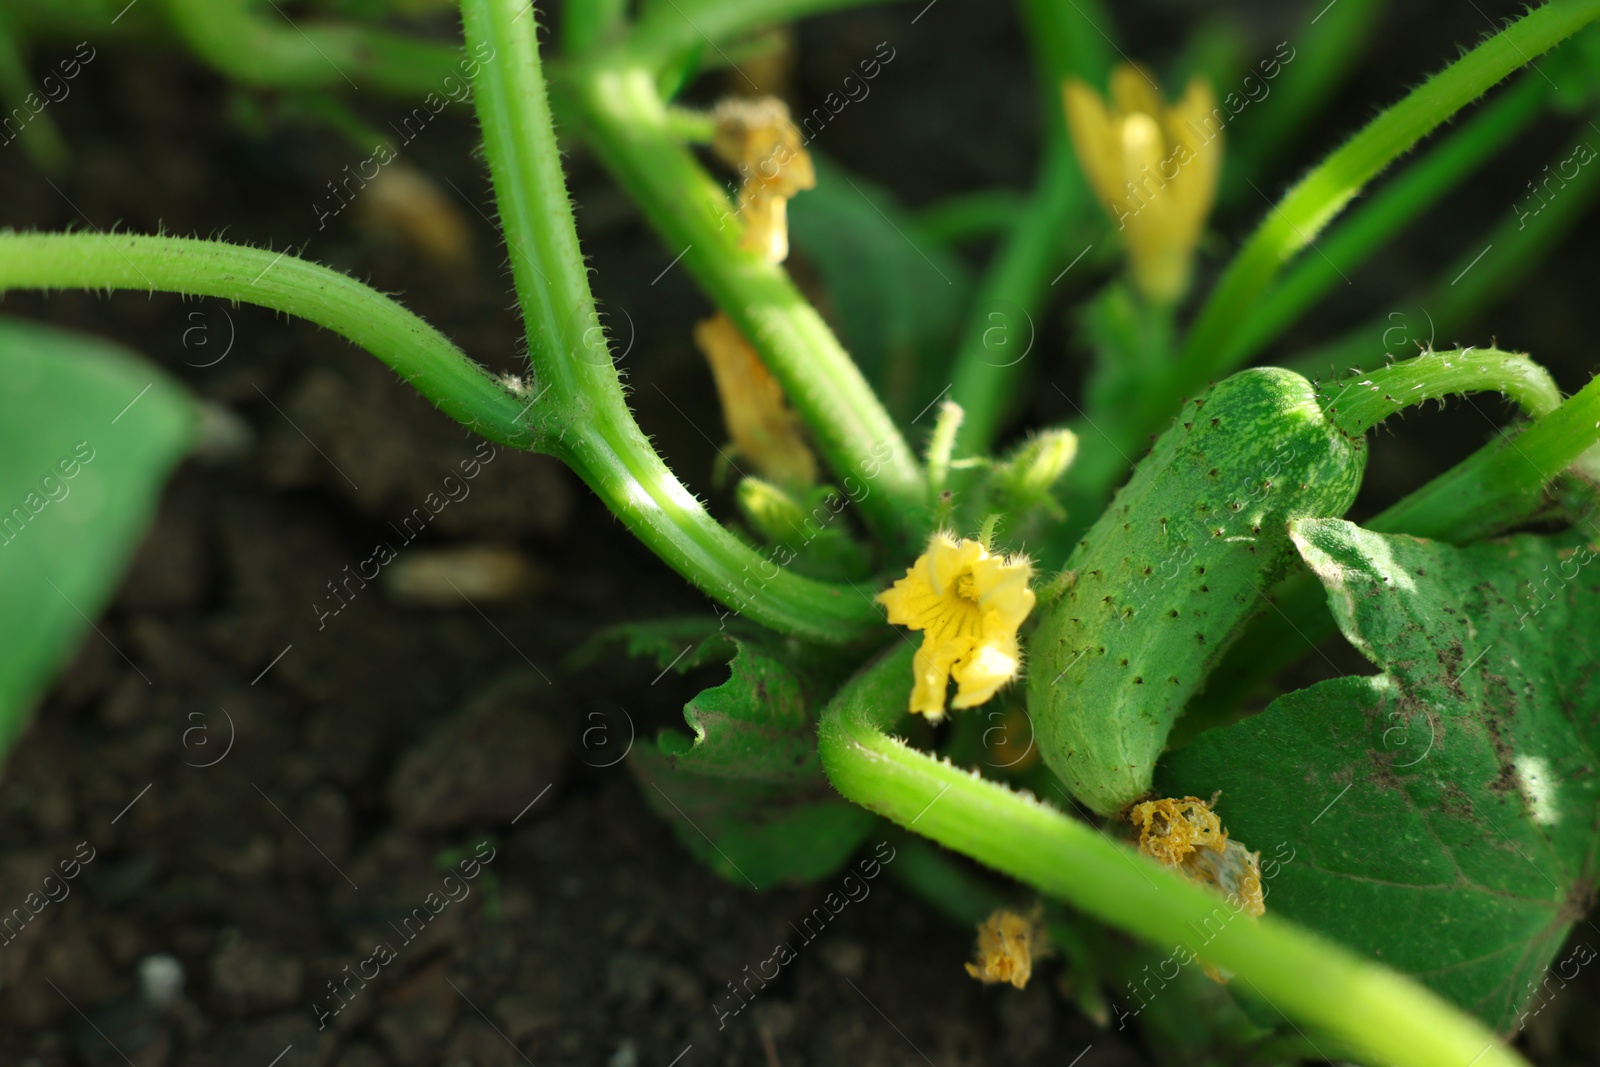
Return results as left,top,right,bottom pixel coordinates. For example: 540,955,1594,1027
0,316,194,754
1159,518,1600,1032
789,157,972,427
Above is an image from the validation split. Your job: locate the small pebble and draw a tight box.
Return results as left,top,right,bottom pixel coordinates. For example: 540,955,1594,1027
384,544,544,606
138,953,185,1009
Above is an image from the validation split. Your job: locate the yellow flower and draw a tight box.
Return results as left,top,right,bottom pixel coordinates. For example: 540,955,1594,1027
711,96,816,264
964,906,1045,989
1063,64,1222,303
878,533,1035,720
694,312,817,490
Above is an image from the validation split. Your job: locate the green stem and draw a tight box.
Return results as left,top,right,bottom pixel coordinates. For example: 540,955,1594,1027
1224,0,1384,195
662,104,716,142
462,0,885,642
571,56,928,551
0,229,881,642
1016,0,1116,89
1230,75,1546,369
913,190,1028,247
1321,346,1562,438
1290,113,1600,383
941,0,1112,457
1176,0,1600,404
818,645,1530,1067
159,0,466,94
0,233,538,448
561,0,630,55
461,0,603,414
1372,369,1600,542
948,143,1086,455
625,0,881,74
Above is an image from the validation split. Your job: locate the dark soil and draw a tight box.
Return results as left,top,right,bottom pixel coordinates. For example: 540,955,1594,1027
2,2,1599,1066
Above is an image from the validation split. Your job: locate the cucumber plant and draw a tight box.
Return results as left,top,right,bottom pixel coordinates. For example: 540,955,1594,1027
2,1,1600,1065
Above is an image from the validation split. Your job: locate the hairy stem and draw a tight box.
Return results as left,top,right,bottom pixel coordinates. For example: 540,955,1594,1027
462,0,886,642
1321,346,1562,438
1173,0,1600,415
1230,75,1546,369
818,646,1530,1067
572,56,928,551
0,227,881,641
0,233,538,447
1373,369,1600,541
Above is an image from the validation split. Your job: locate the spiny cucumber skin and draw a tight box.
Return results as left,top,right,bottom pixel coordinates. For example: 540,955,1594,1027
1029,368,1366,816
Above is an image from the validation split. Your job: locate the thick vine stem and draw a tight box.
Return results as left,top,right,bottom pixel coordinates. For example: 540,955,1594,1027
817,645,1531,1067
455,0,889,643
159,0,465,94
571,57,928,551
1321,346,1562,438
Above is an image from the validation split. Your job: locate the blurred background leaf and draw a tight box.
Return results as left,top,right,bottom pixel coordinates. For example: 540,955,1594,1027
790,156,973,429
0,316,194,758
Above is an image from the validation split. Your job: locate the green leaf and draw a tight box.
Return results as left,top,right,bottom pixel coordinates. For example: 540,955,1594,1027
631,747,876,888
658,634,820,782
789,157,972,426
1158,518,1600,1032
568,616,734,674
0,317,194,756
598,622,877,886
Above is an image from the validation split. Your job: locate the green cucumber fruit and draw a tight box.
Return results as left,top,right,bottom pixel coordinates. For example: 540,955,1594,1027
1029,368,1366,815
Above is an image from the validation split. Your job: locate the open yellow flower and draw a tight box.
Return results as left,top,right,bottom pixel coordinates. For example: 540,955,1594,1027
878,533,1035,720
1063,64,1221,303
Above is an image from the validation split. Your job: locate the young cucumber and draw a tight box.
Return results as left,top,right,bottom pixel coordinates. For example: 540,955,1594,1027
1029,368,1365,816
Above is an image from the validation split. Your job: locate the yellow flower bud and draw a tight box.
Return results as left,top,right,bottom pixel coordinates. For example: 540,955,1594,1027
711,97,816,263
1063,64,1222,303
694,312,817,490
